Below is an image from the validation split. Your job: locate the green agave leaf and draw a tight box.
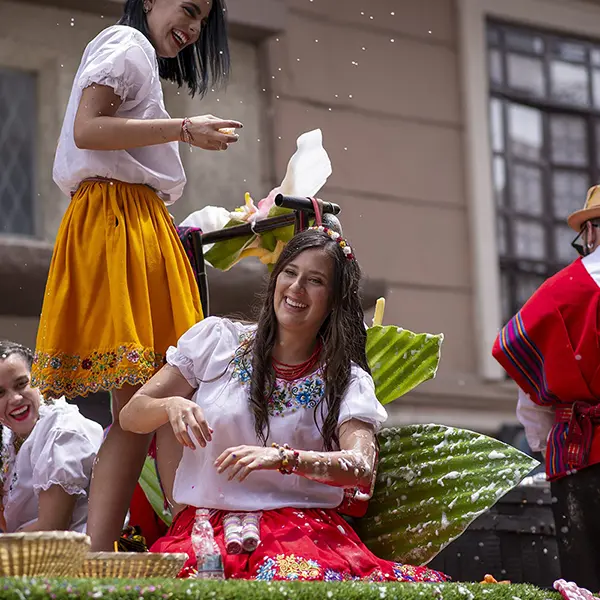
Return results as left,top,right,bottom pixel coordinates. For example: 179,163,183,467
366,326,443,404
260,206,296,252
356,425,539,566
138,457,173,527
204,219,256,271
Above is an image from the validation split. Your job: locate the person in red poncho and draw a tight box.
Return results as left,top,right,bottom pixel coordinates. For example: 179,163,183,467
493,185,600,591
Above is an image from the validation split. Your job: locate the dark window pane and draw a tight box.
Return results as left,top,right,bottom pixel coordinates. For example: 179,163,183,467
513,220,546,259
515,273,546,307
511,164,543,216
493,156,506,208
550,60,590,106
505,29,544,54
552,170,588,219
551,39,587,63
489,49,503,86
500,270,511,323
592,48,600,67
487,26,501,47
0,67,36,236
554,225,578,263
497,215,508,257
508,104,543,161
550,115,588,166
507,54,545,97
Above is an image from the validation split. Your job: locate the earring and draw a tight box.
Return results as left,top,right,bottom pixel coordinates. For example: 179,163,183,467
588,242,594,249
143,2,151,13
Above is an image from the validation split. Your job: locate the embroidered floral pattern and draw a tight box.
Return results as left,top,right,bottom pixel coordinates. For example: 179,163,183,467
253,555,446,582
255,554,322,581
32,344,163,399
231,337,325,417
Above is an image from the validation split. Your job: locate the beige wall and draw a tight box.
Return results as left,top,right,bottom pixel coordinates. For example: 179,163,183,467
262,0,517,431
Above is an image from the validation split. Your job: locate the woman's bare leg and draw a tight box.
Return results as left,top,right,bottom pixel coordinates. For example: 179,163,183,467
86,383,151,551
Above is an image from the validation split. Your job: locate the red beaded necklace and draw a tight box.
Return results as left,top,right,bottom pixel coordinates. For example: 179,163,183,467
272,341,323,381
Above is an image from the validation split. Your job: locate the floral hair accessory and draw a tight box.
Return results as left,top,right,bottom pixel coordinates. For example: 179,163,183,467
308,226,354,260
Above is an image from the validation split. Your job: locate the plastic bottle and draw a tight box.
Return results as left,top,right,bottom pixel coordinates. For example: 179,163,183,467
191,509,224,580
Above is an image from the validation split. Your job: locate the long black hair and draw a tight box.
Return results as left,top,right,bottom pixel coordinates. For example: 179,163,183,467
119,0,230,97
246,229,369,451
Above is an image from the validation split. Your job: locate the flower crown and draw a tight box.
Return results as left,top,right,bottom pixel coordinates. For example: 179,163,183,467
308,226,354,260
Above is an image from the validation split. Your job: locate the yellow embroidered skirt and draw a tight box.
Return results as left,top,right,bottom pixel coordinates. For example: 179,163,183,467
31,180,203,399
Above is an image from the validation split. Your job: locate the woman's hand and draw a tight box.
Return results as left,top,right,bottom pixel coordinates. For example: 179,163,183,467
186,115,243,151
215,445,281,482
165,397,212,450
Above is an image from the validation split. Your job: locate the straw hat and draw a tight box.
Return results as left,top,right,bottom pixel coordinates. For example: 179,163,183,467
567,185,600,231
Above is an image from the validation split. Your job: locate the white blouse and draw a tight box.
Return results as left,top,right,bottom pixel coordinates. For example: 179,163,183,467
1,400,104,533
169,317,388,512
53,25,186,204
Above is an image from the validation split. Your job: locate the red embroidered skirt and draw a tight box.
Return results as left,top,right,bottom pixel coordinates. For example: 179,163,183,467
151,506,448,582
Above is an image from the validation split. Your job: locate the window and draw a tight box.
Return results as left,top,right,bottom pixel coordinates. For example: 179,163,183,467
488,22,600,323
0,67,36,236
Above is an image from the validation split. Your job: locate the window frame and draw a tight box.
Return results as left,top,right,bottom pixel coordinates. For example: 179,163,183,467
457,0,600,380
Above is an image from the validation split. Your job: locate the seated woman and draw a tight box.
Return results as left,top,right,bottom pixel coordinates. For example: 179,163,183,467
0,341,103,533
120,227,446,582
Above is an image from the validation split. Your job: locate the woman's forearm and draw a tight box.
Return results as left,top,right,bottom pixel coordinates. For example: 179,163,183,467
294,449,374,489
74,116,182,151
119,394,172,434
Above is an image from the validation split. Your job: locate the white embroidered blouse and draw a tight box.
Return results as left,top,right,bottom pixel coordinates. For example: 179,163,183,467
53,25,186,204
1,399,103,533
168,317,388,512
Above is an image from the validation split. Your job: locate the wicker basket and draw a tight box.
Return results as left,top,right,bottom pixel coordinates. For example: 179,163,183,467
0,531,90,577
77,552,188,579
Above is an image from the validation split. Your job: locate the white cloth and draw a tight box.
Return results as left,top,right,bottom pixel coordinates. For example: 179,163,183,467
53,25,186,204
516,387,554,453
1,399,103,533
515,247,600,453
168,317,388,511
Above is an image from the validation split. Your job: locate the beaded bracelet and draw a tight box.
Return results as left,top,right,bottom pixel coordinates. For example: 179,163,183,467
180,117,194,145
272,443,300,475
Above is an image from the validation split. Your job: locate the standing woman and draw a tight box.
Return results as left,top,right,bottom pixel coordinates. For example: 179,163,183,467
31,0,242,551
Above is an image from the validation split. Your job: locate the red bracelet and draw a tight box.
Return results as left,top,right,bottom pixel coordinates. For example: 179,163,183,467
180,117,193,144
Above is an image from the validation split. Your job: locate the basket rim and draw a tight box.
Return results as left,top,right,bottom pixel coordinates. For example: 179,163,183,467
0,531,90,542
84,552,188,561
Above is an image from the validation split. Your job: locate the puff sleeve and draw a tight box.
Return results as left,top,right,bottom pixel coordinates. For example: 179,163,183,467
31,429,100,497
76,26,156,103
166,317,247,388
338,367,388,431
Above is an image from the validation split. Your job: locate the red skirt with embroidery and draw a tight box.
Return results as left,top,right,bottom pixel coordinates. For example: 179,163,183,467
150,506,448,582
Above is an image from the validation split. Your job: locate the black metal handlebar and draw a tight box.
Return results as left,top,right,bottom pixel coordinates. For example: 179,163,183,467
274,194,341,215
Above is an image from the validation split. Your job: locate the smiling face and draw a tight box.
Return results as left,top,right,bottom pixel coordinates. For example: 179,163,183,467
273,248,334,337
145,0,212,58
0,354,41,438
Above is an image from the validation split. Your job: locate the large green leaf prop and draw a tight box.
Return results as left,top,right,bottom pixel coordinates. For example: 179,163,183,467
366,326,443,405
355,425,539,566
203,207,297,272
138,457,172,526
203,221,255,271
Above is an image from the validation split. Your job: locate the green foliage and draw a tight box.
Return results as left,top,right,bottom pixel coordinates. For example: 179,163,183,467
357,426,539,565
0,578,559,600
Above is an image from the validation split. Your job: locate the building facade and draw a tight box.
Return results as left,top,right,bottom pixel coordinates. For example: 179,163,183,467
2,0,600,437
